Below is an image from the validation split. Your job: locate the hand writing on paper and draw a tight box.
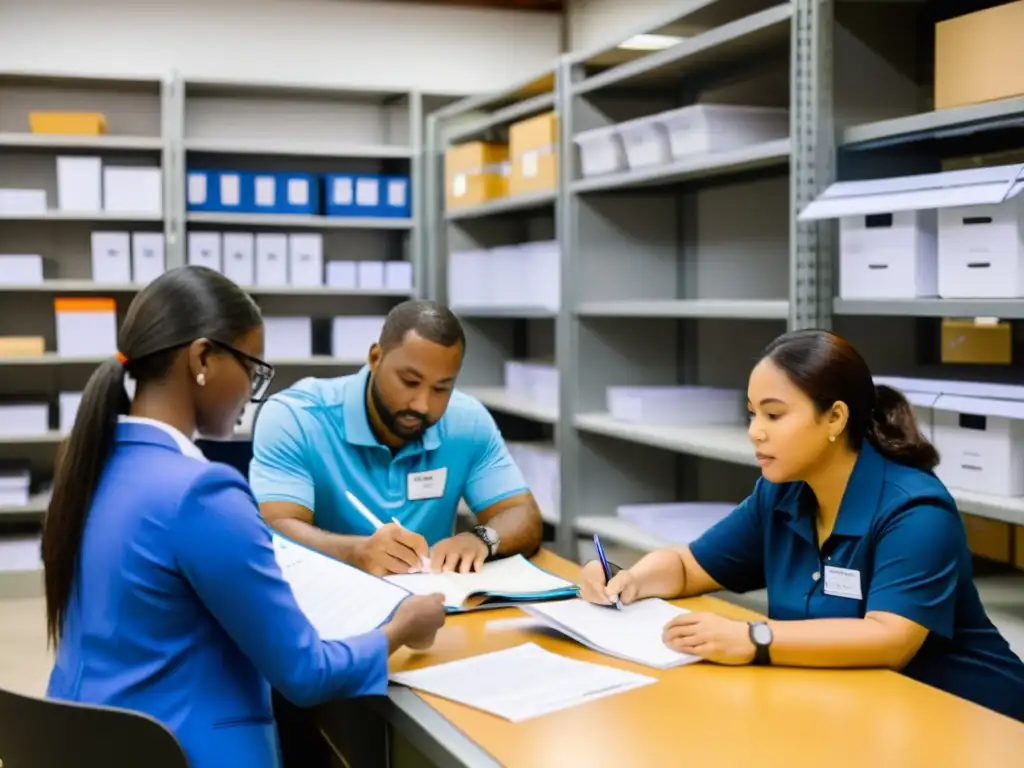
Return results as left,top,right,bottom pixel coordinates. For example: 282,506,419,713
429,533,488,574
359,523,430,576
662,612,755,665
578,560,640,606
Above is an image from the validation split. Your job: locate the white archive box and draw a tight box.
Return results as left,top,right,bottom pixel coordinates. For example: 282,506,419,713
264,317,312,359
288,234,323,287
56,156,102,212
799,163,1024,299
0,470,31,509
448,249,490,308
55,298,118,356
839,211,938,299
357,261,385,291
616,113,672,170
505,361,558,408
326,261,358,289
103,167,162,214
385,261,413,292
932,395,1024,497
655,104,788,159
0,189,46,215
0,404,49,437
223,233,255,286
489,245,525,308
607,386,746,427
332,316,385,360
131,233,165,285
938,191,1024,299
188,232,222,273
521,240,560,310
59,392,84,434
255,234,288,286
573,125,627,178
507,442,560,520
90,232,132,283
0,255,44,284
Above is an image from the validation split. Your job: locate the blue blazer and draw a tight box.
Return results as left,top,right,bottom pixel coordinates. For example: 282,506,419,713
47,417,390,768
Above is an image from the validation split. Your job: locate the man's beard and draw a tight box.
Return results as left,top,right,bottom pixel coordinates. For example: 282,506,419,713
370,377,431,440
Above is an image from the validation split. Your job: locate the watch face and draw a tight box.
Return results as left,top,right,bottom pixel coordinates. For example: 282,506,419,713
752,623,772,645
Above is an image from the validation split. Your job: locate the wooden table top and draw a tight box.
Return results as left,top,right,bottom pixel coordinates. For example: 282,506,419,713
388,551,1024,768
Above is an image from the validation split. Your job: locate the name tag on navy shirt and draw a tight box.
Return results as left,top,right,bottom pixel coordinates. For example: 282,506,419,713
823,566,863,600
407,468,447,501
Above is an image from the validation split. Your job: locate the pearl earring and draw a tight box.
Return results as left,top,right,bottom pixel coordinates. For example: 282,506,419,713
196,373,206,387
828,435,835,443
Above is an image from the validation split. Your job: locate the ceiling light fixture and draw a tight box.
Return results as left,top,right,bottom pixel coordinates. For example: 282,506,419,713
617,33,684,51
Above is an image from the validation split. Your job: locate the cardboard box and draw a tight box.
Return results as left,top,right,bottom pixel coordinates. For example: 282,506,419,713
445,141,509,209
1015,526,1024,570
0,337,45,357
30,112,107,135
509,112,558,196
935,1,1024,110
941,319,1012,365
963,513,1012,563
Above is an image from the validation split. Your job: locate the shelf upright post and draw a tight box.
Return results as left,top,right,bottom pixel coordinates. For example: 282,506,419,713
410,91,426,300
555,54,583,559
424,111,444,302
789,0,836,331
164,69,186,269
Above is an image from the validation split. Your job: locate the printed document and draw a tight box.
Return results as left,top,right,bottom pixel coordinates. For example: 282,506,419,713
390,642,655,722
523,598,702,669
385,554,577,610
273,534,410,639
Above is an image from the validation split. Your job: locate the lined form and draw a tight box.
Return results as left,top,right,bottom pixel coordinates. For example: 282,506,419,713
273,534,411,639
390,642,655,722
524,598,702,669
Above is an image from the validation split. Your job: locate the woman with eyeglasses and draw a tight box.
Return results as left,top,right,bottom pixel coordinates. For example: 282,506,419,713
42,266,447,768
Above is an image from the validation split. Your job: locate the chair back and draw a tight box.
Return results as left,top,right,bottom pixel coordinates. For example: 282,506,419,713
0,685,190,768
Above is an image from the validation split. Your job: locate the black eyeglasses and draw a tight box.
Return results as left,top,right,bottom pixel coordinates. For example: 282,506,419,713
210,340,275,403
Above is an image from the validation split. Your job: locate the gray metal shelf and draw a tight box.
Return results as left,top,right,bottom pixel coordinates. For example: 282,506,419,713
841,95,1024,150
445,92,556,145
443,190,556,221
459,387,558,425
576,299,789,320
184,138,413,159
833,298,1024,319
186,212,413,229
0,132,163,151
572,139,790,194
0,281,413,298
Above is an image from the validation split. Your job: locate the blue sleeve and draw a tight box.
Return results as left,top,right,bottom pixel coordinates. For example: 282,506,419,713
174,464,389,707
865,503,962,639
688,480,767,594
462,405,529,513
249,398,315,511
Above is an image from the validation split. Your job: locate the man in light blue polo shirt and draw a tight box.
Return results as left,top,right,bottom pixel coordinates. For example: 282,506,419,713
250,299,544,578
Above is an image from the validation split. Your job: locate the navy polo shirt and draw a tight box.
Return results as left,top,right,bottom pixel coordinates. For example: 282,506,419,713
690,441,1024,722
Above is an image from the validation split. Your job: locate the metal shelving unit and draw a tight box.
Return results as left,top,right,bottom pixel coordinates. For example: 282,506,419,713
0,71,436,531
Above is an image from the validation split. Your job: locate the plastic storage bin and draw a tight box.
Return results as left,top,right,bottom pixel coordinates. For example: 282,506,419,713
616,113,672,170
573,125,627,177
655,104,789,159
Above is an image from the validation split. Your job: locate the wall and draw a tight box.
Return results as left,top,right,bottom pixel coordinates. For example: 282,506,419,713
565,0,702,52
0,0,562,95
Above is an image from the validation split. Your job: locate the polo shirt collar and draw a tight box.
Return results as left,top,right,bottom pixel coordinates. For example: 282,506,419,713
342,365,441,452
776,440,885,542
116,415,209,463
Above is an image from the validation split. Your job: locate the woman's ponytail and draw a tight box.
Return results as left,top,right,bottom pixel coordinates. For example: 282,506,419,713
42,357,130,648
867,384,940,472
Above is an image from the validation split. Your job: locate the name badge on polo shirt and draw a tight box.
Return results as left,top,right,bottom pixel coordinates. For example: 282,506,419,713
823,566,863,600
407,468,447,501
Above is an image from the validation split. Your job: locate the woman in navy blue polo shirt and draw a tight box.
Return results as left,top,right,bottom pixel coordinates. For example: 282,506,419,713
579,329,1024,722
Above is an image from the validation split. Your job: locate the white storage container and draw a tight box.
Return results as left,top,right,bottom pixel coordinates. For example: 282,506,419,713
655,104,789,159
932,395,1024,497
573,125,627,177
448,249,490,308
385,261,413,292
223,233,255,287
131,233,166,285
0,470,31,509
59,391,83,434
56,156,102,212
90,232,132,283
607,386,746,427
288,234,324,287
188,233,222,273
255,234,288,286
520,240,560,311
938,196,1024,298
839,210,938,299
263,317,312,359
0,404,49,437
357,261,385,291
616,113,672,170
332,316,386,360
0,255,44,284
326,260,357,289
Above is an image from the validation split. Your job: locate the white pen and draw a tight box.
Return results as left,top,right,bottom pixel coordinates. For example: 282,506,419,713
345,490,431,572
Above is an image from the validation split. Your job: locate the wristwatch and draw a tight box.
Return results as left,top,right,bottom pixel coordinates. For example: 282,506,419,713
471,525,499,557
748,621,773,666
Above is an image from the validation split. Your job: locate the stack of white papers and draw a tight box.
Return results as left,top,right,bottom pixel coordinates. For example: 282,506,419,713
523,598,702,669
390,642,655,722
273,534,410,639
385,555,578,612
